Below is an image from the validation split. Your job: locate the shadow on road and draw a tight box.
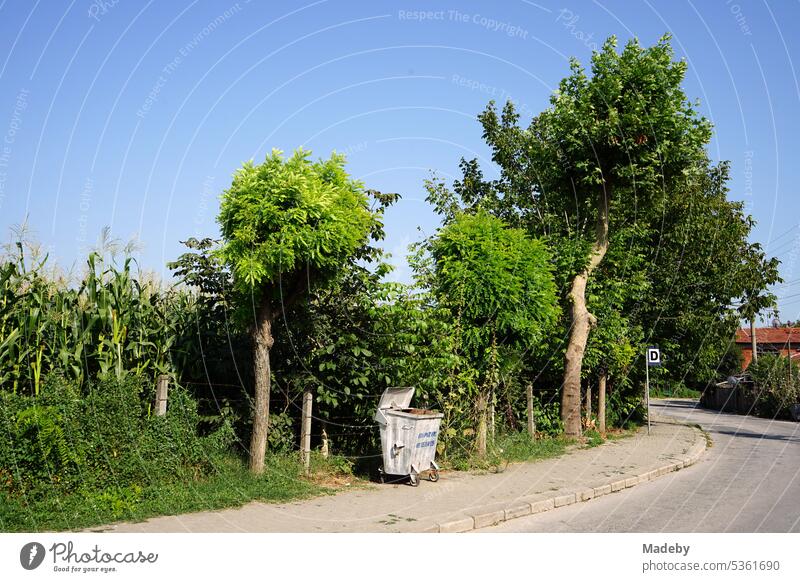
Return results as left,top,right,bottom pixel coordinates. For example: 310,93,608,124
714,427,800,444
652,399,700,410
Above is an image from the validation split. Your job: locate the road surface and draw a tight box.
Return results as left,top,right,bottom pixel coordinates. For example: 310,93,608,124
481,399,800,532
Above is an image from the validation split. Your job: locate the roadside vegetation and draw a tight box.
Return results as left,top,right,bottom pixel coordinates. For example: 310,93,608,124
742,354,800,419
0,34,783,531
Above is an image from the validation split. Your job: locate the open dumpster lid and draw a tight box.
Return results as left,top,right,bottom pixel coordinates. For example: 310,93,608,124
377,386,415,410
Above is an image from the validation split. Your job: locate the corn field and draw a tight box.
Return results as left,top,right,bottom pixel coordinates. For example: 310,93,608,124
0,242,199,395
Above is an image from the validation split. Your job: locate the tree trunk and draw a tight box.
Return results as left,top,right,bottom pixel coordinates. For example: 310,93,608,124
750,319,758,363
598,370,607,437
561,184,610,437
249,299,274,474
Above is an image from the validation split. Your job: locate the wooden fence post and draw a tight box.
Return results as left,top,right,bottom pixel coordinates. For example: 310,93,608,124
585,384,592,427
301,391,312,476
476,392,487,457
598,371,607,437
155,375,169,416
526,383,535,441
489,389,496,442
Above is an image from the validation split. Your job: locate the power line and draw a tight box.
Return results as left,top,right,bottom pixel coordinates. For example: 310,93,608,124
765,222,800,247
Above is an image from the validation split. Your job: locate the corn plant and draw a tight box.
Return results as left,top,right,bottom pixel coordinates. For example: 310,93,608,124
0,243,201,395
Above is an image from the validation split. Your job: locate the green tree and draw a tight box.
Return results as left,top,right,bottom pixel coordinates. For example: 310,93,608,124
426,210,559,454
441,35,716,436
635,161,781,389
216,148,377,474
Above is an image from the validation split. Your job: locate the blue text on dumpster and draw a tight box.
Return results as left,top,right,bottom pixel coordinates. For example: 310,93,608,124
416,431,437,448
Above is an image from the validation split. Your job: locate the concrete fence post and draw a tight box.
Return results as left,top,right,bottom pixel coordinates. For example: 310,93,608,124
155,375,169,416
301,391,313,476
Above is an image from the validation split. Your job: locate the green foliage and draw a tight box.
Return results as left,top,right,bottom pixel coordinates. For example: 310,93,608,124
308,451,354,477
0,452,323,532
85,485,144,521
0,374,235,499
582,429,604,448
216,148,376,292
746,354,800,419
267,412,296,454
532,398,564,436
410,210,560,451
649,383,701,399
606,387,645,429
429,210,560,356
448,431,569,472
15,405,76,469
634,162,781,388
0,242,202,394
426,34,781,426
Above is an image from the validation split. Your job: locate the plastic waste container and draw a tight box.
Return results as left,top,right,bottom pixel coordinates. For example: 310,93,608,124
374,386,443,486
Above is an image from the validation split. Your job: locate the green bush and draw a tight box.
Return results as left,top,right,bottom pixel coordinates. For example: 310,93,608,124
532,399,564,436
0,374,235,499
606,386,645,429
267,412,296,454
746,354,800,419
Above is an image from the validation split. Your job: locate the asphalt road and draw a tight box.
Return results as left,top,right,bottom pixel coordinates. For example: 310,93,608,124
481,399,800,532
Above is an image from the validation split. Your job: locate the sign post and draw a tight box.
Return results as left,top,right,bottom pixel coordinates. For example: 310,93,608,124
645,347,661,435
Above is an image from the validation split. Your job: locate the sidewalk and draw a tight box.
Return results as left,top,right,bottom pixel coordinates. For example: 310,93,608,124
98,416,707,533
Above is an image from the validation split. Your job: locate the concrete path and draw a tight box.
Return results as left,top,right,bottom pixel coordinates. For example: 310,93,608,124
99,407,706,533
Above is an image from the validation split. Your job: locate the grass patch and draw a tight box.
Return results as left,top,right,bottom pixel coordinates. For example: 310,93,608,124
650,385,701,399
582,429,604,448
445,432,572,472
0,453,356,533
580,426,637,449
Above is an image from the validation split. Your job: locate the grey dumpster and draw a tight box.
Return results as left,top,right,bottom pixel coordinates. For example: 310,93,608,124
374,386,443,486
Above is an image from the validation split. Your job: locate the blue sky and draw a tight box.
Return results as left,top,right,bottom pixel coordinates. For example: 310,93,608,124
1,0,799,319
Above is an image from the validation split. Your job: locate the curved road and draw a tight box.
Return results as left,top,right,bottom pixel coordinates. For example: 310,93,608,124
482,399,800,532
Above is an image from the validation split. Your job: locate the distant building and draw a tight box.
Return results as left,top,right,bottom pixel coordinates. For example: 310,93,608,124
735,327,800,369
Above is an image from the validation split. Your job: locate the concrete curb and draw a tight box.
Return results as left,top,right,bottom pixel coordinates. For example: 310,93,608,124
430,421,709,533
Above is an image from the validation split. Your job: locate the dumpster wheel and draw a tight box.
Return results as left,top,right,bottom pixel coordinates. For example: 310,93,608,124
409,471,420,487
429,468,440,482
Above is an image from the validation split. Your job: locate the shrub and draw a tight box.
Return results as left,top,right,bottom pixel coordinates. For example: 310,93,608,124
0,374,235,499
746,354,800,419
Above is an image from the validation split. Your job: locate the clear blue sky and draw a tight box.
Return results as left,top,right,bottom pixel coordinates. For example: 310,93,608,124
1,0,799,319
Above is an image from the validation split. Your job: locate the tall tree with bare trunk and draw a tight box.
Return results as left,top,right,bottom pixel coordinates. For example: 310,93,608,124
440,35,714,436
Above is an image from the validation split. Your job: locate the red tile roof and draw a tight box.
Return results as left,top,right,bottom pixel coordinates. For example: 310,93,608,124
736,327,800,345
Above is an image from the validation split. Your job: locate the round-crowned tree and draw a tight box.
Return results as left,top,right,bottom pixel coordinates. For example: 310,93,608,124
217,148,376,474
